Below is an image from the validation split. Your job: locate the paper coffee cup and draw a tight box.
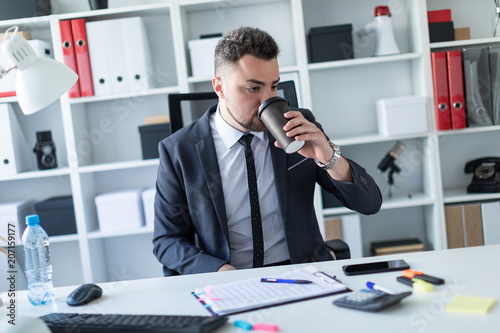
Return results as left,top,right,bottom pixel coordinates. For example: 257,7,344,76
258,97,305,154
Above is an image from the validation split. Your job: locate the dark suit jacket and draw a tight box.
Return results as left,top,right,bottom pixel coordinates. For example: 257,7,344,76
153,105,382,275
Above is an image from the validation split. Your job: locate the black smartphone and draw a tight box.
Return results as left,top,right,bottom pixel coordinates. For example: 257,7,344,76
342,259,410,276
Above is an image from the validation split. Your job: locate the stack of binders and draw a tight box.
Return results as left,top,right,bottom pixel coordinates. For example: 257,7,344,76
431,51,465,130
85,17,156,96
59,19,94,98
59,17,155,98
431,46,500,130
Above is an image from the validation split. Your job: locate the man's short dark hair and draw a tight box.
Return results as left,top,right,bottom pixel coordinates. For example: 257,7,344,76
214,26,280,76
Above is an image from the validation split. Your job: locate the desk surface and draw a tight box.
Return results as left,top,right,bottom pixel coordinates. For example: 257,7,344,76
1,245,499,332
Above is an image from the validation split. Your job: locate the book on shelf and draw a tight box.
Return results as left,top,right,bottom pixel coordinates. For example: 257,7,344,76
370,238,424,256
445,200,500,249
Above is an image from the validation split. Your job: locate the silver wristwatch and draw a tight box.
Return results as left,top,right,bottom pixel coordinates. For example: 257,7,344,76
314,141,341,170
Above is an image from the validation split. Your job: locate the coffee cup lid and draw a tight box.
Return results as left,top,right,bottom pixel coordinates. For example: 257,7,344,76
258,96,289,119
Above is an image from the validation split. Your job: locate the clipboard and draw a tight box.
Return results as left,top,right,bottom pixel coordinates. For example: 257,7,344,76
192,265,350,316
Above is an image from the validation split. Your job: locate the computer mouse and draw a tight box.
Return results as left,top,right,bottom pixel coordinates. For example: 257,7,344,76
66,283,103,306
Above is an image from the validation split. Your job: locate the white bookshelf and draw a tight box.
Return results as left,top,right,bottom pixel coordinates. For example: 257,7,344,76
1,0,498,287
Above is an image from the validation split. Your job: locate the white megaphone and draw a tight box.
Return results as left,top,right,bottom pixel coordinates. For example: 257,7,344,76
358,6,400,56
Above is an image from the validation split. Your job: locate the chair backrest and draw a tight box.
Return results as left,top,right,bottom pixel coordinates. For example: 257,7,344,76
168,91,218,135
168,80,300,134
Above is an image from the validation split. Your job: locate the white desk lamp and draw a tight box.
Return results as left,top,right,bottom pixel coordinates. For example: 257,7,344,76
0,26,78,115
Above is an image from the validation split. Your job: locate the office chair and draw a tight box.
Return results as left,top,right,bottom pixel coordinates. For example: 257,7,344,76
168,80,300,134
325,239,351,260
168,91,218,134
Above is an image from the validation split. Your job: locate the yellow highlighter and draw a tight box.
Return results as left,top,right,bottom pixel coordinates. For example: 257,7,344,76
397,276,433,292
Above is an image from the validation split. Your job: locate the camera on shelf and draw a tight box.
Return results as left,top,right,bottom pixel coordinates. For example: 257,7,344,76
33,131,57,170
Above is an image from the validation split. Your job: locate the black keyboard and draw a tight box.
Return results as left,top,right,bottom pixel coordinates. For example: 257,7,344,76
40,312,228,333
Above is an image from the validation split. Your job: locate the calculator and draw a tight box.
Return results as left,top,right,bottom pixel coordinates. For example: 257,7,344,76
333,289,412,312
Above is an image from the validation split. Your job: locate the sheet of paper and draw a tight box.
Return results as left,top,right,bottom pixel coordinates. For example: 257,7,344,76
192,265,348,315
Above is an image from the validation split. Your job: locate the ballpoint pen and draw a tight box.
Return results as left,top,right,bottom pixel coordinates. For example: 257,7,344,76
366,281,396,294
261,278,313,284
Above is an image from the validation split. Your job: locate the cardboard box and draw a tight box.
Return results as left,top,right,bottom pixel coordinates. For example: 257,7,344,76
455,27,471,41
145,114,170,125
309,24,353,63
0,200,35,244
35,196,77,236
141,187,155,227
0,31,31,42
95,190,145,232
188,37,221,77
376,96,428,136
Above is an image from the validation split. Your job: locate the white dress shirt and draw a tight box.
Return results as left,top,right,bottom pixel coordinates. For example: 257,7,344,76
210,106,290,268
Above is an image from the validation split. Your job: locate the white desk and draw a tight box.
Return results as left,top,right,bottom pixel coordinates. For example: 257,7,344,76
1,245,499,332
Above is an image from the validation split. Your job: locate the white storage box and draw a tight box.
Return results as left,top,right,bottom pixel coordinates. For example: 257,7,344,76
376,96,428,136
0,40,53,97
141,187,156,227
188,37,221,77
0,103,34,175
0,200,36,244
95,190,145,232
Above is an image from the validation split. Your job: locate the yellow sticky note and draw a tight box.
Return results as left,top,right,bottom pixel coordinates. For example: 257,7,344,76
445,296,495,314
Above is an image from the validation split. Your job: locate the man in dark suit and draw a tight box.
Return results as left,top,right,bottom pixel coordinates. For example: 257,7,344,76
153,27,382,276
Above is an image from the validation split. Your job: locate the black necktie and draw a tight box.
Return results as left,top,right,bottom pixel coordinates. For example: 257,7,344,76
238,134,264,268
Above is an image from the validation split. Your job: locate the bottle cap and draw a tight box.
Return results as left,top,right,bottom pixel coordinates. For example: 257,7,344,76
26,215,40,226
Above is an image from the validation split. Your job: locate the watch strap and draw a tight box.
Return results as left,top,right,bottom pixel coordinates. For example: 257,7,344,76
314,142,341,170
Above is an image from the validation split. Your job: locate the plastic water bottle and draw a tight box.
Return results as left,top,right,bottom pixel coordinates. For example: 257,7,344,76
21,215,55,305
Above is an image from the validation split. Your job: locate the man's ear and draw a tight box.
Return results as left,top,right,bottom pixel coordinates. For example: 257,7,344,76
213,76,225,99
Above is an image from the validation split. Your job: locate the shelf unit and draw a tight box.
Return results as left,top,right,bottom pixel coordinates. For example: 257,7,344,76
426,0,500,210
1,0,498,288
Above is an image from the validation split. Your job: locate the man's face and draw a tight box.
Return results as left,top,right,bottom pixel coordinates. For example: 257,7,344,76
214,54,280,132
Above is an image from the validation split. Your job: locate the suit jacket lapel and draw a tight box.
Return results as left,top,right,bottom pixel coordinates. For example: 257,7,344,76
194,106,230,241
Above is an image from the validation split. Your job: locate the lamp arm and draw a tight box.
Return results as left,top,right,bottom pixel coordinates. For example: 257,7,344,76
0,63,16,78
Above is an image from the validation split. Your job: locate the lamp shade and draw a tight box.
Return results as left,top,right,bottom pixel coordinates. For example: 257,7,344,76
2,26,78,115
16,57,78,114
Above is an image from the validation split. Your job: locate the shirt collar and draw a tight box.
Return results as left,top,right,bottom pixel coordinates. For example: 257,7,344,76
215,104,268,149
